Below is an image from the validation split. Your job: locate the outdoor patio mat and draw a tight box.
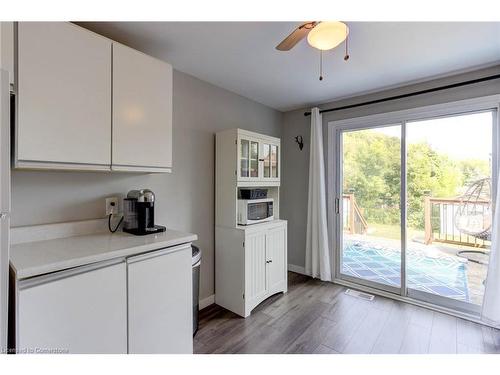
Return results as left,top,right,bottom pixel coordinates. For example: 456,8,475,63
342,239,469,302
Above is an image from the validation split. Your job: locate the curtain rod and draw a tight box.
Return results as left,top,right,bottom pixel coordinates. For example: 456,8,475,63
303,73,500,117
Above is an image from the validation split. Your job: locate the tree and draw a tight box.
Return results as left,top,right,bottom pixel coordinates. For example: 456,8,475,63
342,130,489,230
343,130,401,225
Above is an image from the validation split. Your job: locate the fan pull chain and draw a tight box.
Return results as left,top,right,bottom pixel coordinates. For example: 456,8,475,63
319,50,323,81
344,33,350,61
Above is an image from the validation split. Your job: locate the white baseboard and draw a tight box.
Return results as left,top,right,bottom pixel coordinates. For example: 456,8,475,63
288,264,308,276
199,294,215,310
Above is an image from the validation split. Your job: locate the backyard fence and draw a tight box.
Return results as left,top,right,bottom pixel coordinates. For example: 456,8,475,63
424,196,490,248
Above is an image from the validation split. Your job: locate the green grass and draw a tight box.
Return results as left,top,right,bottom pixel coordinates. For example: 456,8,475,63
367,223,424,241
361,223,489,249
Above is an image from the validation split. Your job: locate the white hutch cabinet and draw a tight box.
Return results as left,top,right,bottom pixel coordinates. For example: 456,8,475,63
215,128,287,317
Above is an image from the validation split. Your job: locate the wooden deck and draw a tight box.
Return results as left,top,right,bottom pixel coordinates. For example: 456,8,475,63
194,272,500,354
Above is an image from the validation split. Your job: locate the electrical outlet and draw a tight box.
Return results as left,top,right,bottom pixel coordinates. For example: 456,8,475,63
105,197,119,215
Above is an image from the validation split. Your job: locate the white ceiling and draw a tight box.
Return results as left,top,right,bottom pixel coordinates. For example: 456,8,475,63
80,22,500,112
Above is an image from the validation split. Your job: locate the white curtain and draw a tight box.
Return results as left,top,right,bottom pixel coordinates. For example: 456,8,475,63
482,174,500,327
305,107,332,281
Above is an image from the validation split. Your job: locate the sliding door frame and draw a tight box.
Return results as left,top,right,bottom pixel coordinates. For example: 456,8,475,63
327,94,500,317
333,122,404,296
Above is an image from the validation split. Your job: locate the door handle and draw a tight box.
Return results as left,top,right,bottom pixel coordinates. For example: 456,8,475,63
266,260,273,264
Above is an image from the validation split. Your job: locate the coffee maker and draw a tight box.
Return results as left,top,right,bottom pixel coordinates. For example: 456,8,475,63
123,189,166,235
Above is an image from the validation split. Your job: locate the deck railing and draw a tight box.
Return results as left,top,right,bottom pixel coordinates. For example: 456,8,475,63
343,194,368,235
424,196,490,248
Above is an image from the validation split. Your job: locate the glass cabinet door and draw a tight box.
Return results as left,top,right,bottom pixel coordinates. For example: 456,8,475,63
262,144,271,178
271,144,278,178
240,137,279,181
261,142,278,179
249,140,259,177
240,139,249,177
240,138,259,179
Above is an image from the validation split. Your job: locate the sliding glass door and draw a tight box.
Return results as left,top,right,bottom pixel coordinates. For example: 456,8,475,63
405,111,493,312
334,108,496,314
339,125,402,294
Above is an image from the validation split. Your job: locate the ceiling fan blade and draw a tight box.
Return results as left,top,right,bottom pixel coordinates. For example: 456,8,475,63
276,22,318,51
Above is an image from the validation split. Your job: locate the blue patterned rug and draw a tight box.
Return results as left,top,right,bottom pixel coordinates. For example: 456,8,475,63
342,240,469,302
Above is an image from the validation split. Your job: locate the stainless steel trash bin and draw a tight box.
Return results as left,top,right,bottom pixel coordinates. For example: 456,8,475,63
192,245,201,335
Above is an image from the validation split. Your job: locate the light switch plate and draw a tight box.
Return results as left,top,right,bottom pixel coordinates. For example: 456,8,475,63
105,197,119,215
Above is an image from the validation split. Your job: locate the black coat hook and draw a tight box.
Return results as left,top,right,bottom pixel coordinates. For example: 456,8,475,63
295,135,304,151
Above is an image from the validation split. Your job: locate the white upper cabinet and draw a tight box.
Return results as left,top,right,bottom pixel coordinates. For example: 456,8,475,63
13,22,173,173
16,22,112,170
1,22,15,87
237,130,280,185
112,43,173,172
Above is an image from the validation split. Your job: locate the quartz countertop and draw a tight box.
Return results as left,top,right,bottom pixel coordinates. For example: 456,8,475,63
10,229,198,280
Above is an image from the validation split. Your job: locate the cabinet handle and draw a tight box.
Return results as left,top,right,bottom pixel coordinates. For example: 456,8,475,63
127,243,191,264
259,159,265,162
18,257,126,290
266,260,273,264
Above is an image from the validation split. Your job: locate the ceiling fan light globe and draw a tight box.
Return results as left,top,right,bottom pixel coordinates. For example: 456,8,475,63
307,21,349,51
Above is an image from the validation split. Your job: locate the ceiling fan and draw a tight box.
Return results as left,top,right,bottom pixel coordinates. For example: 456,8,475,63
276,21,350,80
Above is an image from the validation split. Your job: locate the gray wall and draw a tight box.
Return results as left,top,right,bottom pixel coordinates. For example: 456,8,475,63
11,69,283,301
281,64,500,269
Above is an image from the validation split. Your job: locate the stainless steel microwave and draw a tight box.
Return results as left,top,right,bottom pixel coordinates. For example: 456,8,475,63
237,198,274,225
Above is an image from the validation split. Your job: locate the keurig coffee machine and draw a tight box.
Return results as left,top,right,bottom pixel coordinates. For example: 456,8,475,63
123,189,166,235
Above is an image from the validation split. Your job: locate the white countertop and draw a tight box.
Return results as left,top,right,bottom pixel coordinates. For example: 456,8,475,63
10,229,198,280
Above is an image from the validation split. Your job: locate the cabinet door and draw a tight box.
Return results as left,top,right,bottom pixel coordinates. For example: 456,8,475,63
1,22,15,87
244,231,267,305
17,261,127,354
260,141,280,182
266,225,287,294
238,136,260,181
0,69,10,213
0,216,9,350
127,245,192,354
112,43,173,172
17,22,112,169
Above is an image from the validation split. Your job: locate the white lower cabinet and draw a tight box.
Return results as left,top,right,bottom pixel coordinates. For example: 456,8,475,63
265,225,287,295
127,244,192,354
17,260,127,354
216,220,287,318
15,244,193,354
245,231,268,308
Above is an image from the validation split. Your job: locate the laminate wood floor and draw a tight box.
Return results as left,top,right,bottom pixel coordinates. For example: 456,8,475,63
194,272,500,354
